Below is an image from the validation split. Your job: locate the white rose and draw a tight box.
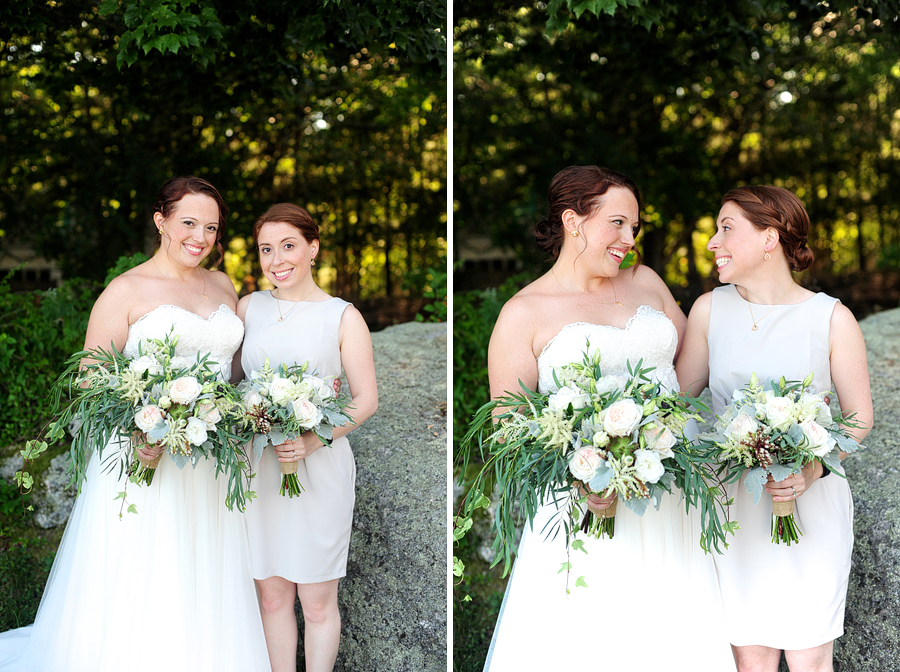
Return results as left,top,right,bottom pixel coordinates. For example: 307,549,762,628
158,395,172,410
294,380,316,401
134,404,165,432
291,398,320,429
129,355,162,376
596,375,627,395
801,419,837,457
568,447,603,482
269,376,296,406
816,401,834,427
633,449,665,484
184,416,209,446
314,378,334,400
764,395,795,431
195,401,222,429
602,399,642,437
548,385,590,412
591,430,610,448
725,411,758,441
643,424,677,458
242,389,264,411
167,376,202,405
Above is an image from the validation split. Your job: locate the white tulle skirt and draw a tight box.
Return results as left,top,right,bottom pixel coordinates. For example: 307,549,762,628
484,491,736,671
0,442,269,672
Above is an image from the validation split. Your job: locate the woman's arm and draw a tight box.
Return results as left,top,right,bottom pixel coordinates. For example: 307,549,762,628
829,302,874,443
487,296,540,401
279,305,377,461
230,293,253,384
675,292,712,397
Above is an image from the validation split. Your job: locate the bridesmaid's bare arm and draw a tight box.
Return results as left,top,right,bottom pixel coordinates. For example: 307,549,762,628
675,292,712,397
829,302,874,444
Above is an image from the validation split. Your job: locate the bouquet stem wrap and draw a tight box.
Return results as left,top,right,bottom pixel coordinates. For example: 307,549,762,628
582,498,617,539
279,458,304,498
131,448,162,486
771,498,801,545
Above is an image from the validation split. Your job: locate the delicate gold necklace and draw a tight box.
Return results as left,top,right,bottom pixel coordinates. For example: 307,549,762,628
273,285,317,322
746,284,793,331
152,256,207,298
551,267,623,306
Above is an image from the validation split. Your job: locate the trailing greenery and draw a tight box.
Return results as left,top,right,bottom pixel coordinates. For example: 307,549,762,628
412,259,448,322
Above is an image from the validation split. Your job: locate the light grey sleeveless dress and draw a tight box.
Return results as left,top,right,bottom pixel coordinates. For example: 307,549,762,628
242,292,356,583
708,284,853,650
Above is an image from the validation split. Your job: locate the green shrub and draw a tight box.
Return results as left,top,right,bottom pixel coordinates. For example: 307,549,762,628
0,275,98,446
452,274,530,458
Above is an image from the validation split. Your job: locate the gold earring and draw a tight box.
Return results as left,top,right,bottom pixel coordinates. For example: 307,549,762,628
571,230,579,237
764,252,771,260
311,259,316,266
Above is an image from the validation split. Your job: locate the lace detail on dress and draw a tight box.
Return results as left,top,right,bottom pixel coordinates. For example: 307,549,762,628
537,305,679,395
124,304,244,381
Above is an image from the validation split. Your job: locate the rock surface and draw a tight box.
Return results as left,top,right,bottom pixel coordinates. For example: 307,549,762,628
325,321,447,672
831,308,900,671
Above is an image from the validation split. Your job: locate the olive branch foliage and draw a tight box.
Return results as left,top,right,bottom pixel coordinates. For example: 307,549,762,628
454,356,736,592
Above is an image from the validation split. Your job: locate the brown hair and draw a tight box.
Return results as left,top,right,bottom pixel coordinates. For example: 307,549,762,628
721,185,814,272
252,203,319,245
534,165,642,260
153,176,228,267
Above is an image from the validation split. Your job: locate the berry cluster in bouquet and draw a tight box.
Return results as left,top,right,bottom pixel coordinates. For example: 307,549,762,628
34,332,254,512
236,360,352,497
456,345,732,579
696,373,863,545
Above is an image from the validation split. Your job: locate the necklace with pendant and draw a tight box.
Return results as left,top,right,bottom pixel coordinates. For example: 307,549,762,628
273,284,317,322
747,283,793,331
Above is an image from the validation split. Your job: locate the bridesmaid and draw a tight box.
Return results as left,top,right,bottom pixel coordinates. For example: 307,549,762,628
677,185,873,672
234,203,378,672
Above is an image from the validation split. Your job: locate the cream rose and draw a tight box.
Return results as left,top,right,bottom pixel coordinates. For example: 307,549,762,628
725,411,758,441
764,394,795,431
134,404,165,432
167,376,202,405
568,446,603,482
591,430,610,448
242,389,264,411
643,424,677,458
195,401,222,429
602,399,642,437
801,419,837,457
184,416,209,446
548,385,590,412
269,376,296,406
633,449,665,484
291,398,320,429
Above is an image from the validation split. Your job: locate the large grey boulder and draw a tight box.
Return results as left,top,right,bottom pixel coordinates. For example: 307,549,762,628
308,321,447,672
833,308,900,671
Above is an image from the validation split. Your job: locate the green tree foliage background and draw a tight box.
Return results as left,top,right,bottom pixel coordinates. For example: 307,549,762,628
1,0,447,315
454,2,900,669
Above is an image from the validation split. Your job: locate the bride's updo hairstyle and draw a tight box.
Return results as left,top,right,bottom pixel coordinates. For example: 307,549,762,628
721,185,814,272
534,165,643,261
153,176,229,267
252,203,320,247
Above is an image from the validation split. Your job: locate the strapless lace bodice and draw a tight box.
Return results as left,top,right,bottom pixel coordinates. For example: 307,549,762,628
124,304,244,380
537,305,679,394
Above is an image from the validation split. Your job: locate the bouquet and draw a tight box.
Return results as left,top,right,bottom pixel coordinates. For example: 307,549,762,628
42,332,254,511
696,373,863,545
456,347,733,579
237,360,352,497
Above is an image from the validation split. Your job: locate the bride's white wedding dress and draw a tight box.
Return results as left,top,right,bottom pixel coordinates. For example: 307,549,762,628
483,306,735,671
0,305,270,671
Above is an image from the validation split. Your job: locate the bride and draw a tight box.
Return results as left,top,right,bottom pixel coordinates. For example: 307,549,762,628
481,166,735,670
0,177,270,671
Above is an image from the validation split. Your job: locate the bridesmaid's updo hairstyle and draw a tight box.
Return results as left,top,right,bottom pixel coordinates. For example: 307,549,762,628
534,165,643,261
153,176,229,268
721,185,814,272
252,203,320,245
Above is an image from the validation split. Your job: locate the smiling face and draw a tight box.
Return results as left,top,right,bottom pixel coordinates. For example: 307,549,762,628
154,193,221,267
257,221,319,291
568,186,639,276
708,201,771,282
